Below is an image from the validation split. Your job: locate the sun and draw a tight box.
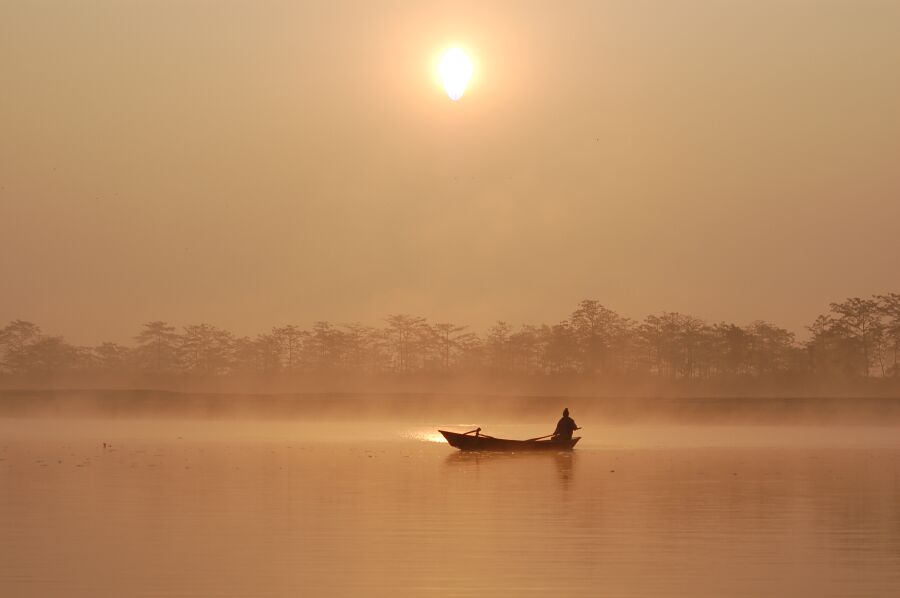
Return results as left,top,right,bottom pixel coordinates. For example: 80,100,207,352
438,47,474,101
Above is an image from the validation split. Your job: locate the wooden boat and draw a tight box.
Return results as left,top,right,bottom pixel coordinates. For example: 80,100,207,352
439,429,580,451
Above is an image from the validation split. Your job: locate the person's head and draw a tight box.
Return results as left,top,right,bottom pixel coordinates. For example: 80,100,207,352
563,408,569,417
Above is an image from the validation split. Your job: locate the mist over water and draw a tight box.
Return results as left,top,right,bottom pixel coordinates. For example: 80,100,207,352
2,403,900,597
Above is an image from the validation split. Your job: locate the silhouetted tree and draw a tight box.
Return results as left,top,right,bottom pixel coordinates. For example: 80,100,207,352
712,323,750,377
433,323,474,369
304,321,344,370
543,323,578,374
259,335,283,373
19,336,78,374
637,315,665,376
232,336,270,374
4,292,900,388
1,320,42,374
454,330,485,371
746,321,795,376
830,297,882,376
486,321,514,371
678,315,708,379
645,312,706,379
806,315,857,376
509,325,544,374
93,342,132,372
878,293,900,376
385,315,427,372
339,323,376,372
570,300,631,374
134,321,179,373
272,325,305,371
179,324,233,375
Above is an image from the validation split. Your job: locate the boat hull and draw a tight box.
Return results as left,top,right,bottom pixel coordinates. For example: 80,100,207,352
439,430,580,451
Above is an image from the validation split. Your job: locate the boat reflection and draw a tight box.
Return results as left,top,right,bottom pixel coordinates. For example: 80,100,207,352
443,449,577,489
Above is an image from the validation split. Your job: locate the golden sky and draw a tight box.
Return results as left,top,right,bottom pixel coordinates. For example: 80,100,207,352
1,0,898,343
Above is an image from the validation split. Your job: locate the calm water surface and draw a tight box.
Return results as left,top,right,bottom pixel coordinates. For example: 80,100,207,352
2,419,899,597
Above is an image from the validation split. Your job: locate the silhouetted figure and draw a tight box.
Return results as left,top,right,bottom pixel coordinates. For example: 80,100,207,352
553,408,579,440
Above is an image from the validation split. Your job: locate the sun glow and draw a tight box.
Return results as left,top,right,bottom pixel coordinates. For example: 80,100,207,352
438,47,474,101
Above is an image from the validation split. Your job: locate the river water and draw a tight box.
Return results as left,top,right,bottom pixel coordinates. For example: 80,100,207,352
2,418,899,597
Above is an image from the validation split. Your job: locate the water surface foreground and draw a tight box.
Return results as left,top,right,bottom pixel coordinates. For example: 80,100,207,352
2,418,899,597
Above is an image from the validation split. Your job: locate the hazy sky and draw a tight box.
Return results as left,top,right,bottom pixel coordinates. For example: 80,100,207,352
1,0,898,344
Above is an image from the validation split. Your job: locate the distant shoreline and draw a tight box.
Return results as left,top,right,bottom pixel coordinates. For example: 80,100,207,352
3,388,900,425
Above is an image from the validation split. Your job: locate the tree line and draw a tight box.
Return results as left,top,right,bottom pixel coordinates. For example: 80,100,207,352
1,294,898,386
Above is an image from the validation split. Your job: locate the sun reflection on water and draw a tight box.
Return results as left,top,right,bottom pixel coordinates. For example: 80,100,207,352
418,431,446,444
406,426,479,444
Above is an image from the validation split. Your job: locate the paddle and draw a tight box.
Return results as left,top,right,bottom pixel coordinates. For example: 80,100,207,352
526,427,582,442
462,427,498,440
